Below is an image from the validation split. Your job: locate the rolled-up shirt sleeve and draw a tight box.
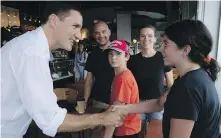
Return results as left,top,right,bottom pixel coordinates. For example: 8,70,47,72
17,55,67,137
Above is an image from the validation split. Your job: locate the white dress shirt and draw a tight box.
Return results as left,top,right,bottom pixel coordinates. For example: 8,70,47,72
1,27,67,138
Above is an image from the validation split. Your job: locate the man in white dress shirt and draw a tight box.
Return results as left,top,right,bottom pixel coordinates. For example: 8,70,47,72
1,2,126,138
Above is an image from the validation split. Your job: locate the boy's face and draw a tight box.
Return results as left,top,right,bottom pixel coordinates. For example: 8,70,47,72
108,50,129,68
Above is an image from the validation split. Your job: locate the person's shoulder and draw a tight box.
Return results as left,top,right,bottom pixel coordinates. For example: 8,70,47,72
156,51,162,55
91,46,102,53
120,70,136,84
123,70,139,94
154,51,164,59
3,30,40,55
178,69,212,91
87,46,100,56
184,68,204,82
132,52,142,58
128,53,141,63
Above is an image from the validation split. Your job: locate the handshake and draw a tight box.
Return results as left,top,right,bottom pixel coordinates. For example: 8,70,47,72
102,104,129,127
78,90,168,127
99,90,168,127
75,99,129,127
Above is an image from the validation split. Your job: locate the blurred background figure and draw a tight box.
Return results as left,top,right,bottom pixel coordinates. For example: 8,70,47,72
74,41,88,82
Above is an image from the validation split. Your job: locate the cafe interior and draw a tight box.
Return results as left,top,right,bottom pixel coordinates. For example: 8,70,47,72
1,1,198,138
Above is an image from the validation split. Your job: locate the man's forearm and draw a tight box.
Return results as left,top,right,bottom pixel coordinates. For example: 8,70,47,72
127,99,163,114
104,126,115,138
84,78,93,102
58,113,104,132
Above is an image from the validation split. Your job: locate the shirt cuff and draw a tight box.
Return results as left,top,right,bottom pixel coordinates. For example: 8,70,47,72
42,108,67,137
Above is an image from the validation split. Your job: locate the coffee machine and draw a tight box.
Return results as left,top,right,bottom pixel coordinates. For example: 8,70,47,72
49,50,74,81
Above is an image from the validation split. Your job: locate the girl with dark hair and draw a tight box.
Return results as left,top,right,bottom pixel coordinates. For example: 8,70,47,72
114,19,221,138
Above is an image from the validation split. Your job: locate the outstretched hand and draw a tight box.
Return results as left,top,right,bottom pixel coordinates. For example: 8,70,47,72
157,89,170,106
102,105,129,127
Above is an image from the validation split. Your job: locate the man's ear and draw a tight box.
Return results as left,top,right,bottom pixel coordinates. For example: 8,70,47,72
48,14,58,29
126,54,130,61
93,32,96,39
108,28,111,36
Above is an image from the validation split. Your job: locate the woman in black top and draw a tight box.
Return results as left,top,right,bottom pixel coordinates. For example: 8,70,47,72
160,19,221,138
115,19,221,138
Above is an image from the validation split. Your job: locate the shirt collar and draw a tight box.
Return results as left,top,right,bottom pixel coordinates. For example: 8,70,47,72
36,26,50,61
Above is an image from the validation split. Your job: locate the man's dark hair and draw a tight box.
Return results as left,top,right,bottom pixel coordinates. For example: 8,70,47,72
42,2,80,24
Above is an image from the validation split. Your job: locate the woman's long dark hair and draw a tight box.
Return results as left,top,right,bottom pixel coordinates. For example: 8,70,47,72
164,19,220,81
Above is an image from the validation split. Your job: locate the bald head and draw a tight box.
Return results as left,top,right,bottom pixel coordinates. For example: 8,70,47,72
94,21,109,30
93,21,111,47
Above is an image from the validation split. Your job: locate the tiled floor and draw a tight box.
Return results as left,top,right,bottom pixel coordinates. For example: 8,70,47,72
145,120,163,138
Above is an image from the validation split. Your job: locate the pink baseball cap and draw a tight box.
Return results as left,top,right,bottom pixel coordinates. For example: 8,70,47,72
107,40,129,55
